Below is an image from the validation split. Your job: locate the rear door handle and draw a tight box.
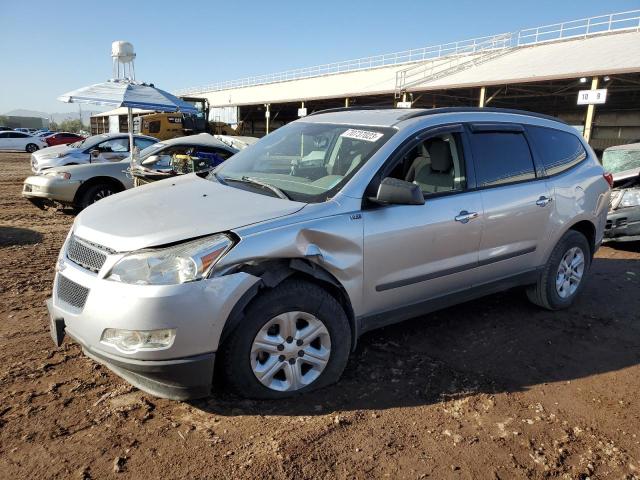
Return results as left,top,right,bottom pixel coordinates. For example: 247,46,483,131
536,196,553,207
455,210,479,224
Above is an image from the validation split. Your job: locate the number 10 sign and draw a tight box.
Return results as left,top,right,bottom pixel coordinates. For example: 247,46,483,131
577,89,607,105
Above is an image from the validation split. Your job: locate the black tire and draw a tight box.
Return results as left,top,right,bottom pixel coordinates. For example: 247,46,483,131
526,230,591,310
77,183,117,210
220,279,351,399
25,143,39,153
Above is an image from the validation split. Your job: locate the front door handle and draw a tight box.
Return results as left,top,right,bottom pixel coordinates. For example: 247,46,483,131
536,196,553,207
455,210,479,224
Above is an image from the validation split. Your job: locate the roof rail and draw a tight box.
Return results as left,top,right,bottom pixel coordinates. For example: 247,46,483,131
307,106,569,125
398,106,569,125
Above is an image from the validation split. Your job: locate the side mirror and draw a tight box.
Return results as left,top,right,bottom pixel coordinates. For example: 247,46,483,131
90,149,100,158
373,177,424,205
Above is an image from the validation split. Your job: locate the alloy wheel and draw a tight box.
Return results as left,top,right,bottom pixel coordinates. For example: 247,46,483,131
555,246,585,298
250,311,331,392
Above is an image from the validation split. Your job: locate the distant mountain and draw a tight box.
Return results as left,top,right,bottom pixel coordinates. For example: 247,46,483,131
3,109,104,125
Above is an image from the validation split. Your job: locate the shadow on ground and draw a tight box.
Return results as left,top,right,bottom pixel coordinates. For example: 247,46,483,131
193,253,640,416
0,226,43,247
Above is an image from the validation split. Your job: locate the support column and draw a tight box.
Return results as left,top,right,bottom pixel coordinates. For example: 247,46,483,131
265,104,270,135
345,98,350,108
479,86,486,108
583,77,599,142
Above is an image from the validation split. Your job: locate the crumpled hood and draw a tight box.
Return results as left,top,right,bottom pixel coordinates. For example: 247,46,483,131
33,144,77,160
74,174,306,252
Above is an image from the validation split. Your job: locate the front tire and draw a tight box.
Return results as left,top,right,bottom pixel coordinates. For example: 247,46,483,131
77,183,117,210
220,279,351,399
25,143,39,153
526,230,591,310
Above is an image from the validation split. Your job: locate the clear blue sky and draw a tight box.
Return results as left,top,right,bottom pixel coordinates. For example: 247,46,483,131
1,0,638,114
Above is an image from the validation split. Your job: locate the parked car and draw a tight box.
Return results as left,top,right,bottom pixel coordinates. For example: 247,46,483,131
131,133,238,185
23,159,133,211
30,133,157,173
47,107,610,400
602,142,640,241
22,134,235,211
45,132,85,147
0,130,47,152
0,126,12,132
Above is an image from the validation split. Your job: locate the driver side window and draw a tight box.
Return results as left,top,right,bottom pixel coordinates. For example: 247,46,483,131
387,132,467,195
98,138,129,153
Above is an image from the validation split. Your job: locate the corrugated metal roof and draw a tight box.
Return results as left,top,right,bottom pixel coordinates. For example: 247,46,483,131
200,30,640,107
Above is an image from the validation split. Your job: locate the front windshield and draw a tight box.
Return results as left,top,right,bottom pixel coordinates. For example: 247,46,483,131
602,148,640,174
212,122,395,202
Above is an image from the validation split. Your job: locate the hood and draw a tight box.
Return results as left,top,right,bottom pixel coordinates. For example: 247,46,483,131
611,166,640,183
34,144,78,160
74,174,306,251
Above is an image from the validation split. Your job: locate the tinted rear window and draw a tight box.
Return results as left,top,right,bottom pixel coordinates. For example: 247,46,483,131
469,132,536,186
528,126,587,175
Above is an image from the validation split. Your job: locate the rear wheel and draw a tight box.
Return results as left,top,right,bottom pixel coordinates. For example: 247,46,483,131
77,183,117,210
526,230,591,310
25,143,39,153
220,279,351,399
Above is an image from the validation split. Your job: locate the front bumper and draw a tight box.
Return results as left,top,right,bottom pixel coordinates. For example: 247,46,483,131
47,298,215,400
22,175,81,205
48,247,259,399
604,206,640,240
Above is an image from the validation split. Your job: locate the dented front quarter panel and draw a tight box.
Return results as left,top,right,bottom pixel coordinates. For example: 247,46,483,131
218,196,366,315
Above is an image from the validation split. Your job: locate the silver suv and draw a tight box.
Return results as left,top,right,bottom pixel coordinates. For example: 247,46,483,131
47,107,611,400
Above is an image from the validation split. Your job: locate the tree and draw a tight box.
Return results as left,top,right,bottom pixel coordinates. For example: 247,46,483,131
0,115,8,127
57,119,87,133
49,121,59,131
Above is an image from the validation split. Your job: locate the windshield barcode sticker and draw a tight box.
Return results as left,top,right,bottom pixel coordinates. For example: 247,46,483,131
340,129,384,142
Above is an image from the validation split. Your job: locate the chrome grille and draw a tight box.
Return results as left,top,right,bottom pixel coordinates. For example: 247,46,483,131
66,235,114,273
56,275,89,309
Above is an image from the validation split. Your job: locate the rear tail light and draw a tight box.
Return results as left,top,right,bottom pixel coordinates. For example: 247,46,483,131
603,172,614,188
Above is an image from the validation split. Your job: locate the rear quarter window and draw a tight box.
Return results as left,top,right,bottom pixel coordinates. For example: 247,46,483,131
527,126,587,176
469,131,536,187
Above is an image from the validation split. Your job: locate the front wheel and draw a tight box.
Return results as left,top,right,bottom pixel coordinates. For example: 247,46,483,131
77,183,117,210
25,143,39,153
526,230,591,310
220,279,351,399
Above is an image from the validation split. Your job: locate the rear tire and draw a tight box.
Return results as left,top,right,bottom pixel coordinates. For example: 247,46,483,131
25,143,39,153
77,183,117,210
220,279,351,399
526,230,591,310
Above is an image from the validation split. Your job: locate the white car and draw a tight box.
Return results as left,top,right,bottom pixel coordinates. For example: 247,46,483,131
0,131,47,153
30,133,158,173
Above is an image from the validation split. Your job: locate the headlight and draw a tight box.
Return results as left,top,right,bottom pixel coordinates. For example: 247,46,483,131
44,171,71,179
101,328,176,353
618,189,640,209
107,234,233,285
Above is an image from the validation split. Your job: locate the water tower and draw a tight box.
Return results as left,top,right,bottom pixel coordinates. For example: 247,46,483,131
111,41,136,80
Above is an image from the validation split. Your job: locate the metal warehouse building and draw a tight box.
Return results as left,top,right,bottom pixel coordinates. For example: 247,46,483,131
179,10,640,155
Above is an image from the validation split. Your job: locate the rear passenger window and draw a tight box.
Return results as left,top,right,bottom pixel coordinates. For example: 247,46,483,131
527,126,587,175
469,132,535,187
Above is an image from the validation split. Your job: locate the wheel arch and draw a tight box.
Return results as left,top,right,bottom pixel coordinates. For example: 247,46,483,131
218,258,358,351
73,176,126,206
568,219,596,258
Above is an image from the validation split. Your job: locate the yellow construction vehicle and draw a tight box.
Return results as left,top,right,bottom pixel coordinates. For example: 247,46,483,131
134,97,237,140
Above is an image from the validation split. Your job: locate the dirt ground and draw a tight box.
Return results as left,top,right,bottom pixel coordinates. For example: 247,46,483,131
0,152,639,479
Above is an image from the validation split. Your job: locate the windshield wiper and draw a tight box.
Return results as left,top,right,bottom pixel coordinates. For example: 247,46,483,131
226,176,290,199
